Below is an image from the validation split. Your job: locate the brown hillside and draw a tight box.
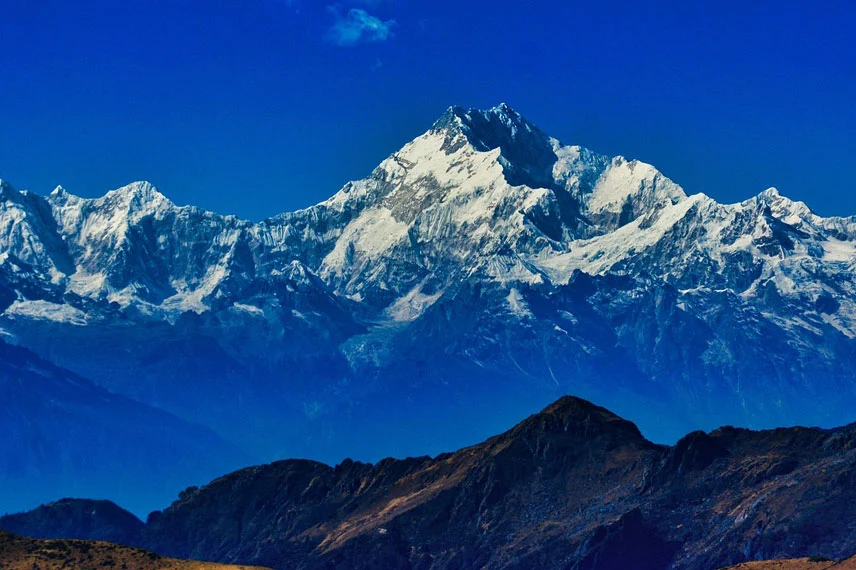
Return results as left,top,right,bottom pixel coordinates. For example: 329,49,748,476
0,531,270,570
722,555,856,569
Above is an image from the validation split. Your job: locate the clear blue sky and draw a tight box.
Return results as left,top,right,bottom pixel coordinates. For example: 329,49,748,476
2,0,854,220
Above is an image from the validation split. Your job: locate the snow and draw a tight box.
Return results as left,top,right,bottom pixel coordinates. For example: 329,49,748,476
383,282,444,322
320,206,409,275
161,264,229,314
506,287,533,318
533,193,708,280
551,144,582,180
67,272,108,297
821,313,856,339
586,156,686,212
232,303,265,316
822,237,856,262
5,300,88,325
2,104,856,384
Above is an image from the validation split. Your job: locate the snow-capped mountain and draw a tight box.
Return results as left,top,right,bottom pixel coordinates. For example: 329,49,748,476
2,104,856,512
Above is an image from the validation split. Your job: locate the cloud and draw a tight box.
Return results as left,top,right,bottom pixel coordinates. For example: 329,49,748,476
326,7,395,46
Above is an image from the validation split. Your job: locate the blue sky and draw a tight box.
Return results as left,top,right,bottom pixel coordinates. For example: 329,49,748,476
1,0,854,220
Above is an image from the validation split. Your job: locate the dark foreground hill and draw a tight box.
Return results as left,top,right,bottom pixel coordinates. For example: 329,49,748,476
0,498,143,544
4,396,856,570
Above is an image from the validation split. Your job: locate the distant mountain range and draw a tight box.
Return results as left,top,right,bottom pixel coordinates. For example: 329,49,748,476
2,103,856,514
0,340,245,516
4,395,856,570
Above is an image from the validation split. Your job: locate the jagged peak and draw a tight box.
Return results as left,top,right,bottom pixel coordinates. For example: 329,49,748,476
48,185,77,203
47,181,173,211
752,186,815,221
760,187,781,199
0,178,21,200
431,104,560,189
107,180,165,199
102,181,173,212
432,103,542,142
753,187,802,207
50,185,69,197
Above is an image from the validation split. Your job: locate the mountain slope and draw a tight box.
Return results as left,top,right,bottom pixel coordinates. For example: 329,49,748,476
0,498,143,544
6,396,856,570
723,557,856,570
1,104,856,513
137,398,856,570
0,531,271,570
0,340,247,516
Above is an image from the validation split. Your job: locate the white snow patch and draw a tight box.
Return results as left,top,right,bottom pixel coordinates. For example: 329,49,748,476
506,288,533,318
321,207,409,272
233,302,264,316
161,265,229,314
5,300,88,325
586,157,685,212
821,313,856,338
67,272,108,297
384,284,444,322
823,238,856,262
533,193,707,280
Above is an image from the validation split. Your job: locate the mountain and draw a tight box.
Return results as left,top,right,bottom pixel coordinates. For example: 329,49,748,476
0,340,248,516
0,498,143,544
0,531,271,570
2,103,856,513
6,396,856,570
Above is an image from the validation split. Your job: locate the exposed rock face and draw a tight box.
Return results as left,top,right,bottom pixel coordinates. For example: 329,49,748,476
2,104,856,514
6,396,856,570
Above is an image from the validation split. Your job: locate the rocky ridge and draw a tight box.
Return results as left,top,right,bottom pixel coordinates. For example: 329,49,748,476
4,396,856,570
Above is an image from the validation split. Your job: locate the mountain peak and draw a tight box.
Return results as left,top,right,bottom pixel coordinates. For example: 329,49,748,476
104,181,172,211
0,498,143,543
109,180,163,198
505,395,650,449
431,104,559,189
0,179,20,201
753,186,815,222
432,103,539,142
49,185,73,202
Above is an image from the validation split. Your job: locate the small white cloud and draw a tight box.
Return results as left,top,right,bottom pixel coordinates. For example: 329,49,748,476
327,7,395,46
